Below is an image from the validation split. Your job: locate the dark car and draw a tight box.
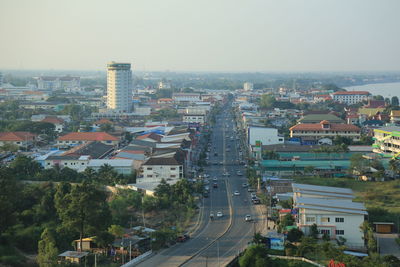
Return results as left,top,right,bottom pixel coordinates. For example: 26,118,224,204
177,234,190,242
213,182,218,188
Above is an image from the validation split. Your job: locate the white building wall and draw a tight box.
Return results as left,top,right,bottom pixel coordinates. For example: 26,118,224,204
248,127,284,146
298,208,365,247
141,164,183,182
107,62,132,112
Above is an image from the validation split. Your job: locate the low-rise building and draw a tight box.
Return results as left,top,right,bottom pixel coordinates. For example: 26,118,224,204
390,110,400,124
289,120,361,145
332,91,370,105
0,131,36,148
372,126,400,159
57,132,119,148
247,126,284,146
41,116,65,133
293,183,367,249
182,114,205,125
140,156,184,183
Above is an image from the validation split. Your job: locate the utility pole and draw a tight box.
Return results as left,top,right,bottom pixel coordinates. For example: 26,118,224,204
129,240,132,261
217,240,220,267
141,196,146,227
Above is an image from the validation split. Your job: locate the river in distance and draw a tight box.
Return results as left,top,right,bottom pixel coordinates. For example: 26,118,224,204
344,82,400,98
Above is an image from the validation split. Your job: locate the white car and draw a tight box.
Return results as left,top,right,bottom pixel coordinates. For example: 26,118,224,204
217,211,223,217
213,177,218,182
245,215,252,222
233,191,240,196
242,183,248,188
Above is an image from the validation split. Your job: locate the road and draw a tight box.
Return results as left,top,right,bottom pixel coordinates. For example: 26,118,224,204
137,102,265,267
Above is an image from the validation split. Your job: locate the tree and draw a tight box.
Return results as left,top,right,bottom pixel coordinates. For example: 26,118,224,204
37,228,59,267
10,155,42,180
349,153,369,175
392,96,399,107
0,143,19,152
239,244,270,267
260,94,276,109
373,95,384,100
287,228,304,242
55,182,111,251
100,123,114,133
309,223,319,239
0,167,18,235
108,225,124,239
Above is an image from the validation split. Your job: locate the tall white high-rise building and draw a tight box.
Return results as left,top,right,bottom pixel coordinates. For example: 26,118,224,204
106,62,132,112
243,82,254,91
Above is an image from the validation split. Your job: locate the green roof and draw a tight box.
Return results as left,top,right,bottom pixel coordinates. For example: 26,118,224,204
298,114,344,123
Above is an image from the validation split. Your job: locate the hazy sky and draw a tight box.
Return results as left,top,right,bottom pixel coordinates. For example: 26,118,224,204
1,0,400,72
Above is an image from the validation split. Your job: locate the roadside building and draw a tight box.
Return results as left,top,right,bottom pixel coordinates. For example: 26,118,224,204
289,120,361,145
172,93,201,103
292,183,367,249
140,156,184,183
247,126,284,146
182,114,206,125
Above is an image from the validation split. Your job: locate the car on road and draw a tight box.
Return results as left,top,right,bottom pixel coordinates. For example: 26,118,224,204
233,190,240,196
245,215,252,222
237,171,243,176
217,211,223,217
177,234,190,242
223,172,229,176
213,183,218,188
203,192,209,198
247,188,256,192
250,192,257,198
219,161,223,165
242,183,248,188
212,177,218,181
214,152,218,156
203,174,210,178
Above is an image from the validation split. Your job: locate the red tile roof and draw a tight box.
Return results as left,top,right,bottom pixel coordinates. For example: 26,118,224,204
58,132,119,141
0,132,36,141
137,132,162,142
94,119,113,125
290,121,360,132
41,116,64,124
332,91,370,95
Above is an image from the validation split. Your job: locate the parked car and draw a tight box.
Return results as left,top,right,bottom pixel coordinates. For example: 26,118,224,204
233,191,240,196
213,183,218,188
247,188,256,192
177,234,190,242
217,211,223,217
242,183,248,188
245,215,252,222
